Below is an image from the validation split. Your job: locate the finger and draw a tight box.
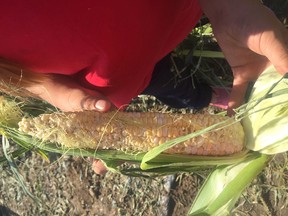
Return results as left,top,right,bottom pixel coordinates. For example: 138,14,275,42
92,160,108,175
28,74,113,112
227,77,249,116
95,99,112,112
259,22,288,74
79,93,112,112
64,86,112,112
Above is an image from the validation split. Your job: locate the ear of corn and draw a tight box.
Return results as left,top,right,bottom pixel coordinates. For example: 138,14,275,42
18,111,244,156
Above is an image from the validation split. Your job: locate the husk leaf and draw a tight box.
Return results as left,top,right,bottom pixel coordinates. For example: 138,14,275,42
188,152,271,216
242,66,288,154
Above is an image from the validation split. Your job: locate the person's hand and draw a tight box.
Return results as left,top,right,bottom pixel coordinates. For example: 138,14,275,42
26,74,111,112
26,74,111,174
199,0,288,113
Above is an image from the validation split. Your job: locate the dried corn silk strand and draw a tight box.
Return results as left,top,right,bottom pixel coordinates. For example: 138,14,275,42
0,96,22,127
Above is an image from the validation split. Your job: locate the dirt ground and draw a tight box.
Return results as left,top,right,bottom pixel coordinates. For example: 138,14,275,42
0,151,190,216
1,150,288,216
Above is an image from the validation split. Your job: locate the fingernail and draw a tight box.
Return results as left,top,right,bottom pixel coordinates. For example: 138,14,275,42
95,99,109,111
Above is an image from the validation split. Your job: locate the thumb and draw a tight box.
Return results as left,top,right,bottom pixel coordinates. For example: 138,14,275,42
77,89,112,112
37,74,112,112
55,86,112,112
27,74,112,112
92,159,108,175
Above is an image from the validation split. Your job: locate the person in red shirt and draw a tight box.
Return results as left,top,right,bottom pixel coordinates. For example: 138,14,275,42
0,0,287,173
0,0,205,109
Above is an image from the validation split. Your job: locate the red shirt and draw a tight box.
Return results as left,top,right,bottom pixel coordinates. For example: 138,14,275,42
0,1,202,108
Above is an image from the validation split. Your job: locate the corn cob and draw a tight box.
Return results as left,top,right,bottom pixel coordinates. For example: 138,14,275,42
18,111,244,156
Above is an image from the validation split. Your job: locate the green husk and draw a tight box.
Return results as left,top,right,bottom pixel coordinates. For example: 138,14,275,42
187,66,288,215
188,152,271,216
242,66,288,154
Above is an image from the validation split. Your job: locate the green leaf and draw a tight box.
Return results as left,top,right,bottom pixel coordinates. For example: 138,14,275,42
242,66,288,154
141,150,249,170
34,149,50,163
2,136,41,205
141,118,235,170
188,152,271,216
192,50,225,58
0,147,28,165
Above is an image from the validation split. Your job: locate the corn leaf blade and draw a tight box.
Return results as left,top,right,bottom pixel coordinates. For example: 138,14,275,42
188,152,271,216
1,136,41,204
141,118,235,170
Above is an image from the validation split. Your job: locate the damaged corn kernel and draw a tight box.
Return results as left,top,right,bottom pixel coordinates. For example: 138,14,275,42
18,111,244,155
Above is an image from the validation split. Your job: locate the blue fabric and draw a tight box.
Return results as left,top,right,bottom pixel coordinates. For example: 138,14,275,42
142,55,212,109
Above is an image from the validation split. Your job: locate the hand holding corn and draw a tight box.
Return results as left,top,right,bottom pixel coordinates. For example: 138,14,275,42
25,74,111,112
